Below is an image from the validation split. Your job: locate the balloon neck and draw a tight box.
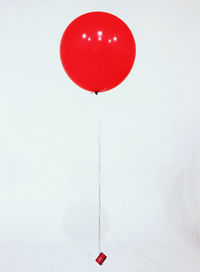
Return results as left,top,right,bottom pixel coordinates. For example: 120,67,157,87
95,91,99,95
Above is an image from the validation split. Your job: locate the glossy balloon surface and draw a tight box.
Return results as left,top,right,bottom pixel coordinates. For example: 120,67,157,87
60,12,136,92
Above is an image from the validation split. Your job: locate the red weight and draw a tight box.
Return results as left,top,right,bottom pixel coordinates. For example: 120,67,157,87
60,11,136,92
95,252,107,265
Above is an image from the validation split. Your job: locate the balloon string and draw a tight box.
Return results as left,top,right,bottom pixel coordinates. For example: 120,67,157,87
97,96,101,254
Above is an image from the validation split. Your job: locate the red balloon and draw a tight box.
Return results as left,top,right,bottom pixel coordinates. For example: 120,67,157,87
60,11,136,93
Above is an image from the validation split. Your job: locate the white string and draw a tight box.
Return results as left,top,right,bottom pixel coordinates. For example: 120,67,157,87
98,118,101,254
97,94,102,254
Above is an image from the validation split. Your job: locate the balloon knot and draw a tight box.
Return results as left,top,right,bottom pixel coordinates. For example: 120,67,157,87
95,91,98,95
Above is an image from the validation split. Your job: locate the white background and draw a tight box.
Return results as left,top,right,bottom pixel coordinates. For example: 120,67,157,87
0,0,200,271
